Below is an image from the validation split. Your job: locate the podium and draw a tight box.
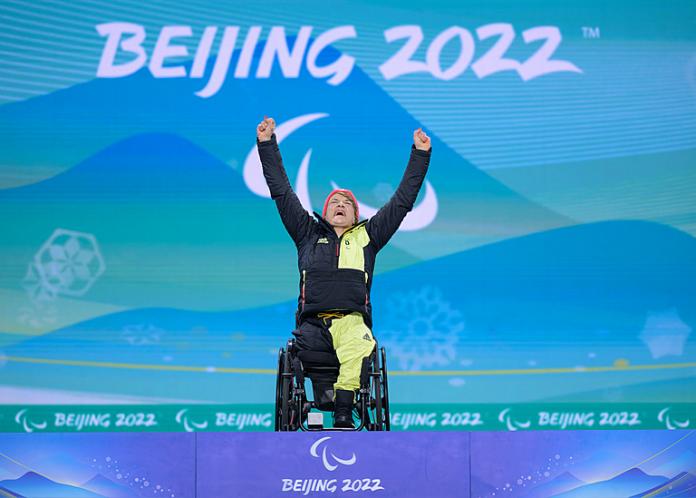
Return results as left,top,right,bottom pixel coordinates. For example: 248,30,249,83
0,430,693,497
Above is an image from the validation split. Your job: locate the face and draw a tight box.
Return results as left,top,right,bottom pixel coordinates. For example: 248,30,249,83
325,193,356,228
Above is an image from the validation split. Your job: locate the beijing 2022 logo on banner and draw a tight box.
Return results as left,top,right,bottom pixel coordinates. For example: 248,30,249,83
281,437,384,495
95,23,581,97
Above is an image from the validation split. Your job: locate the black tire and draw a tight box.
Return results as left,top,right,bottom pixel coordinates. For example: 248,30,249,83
368,348,382,431
275,349,283,431
381,347,390,431
280,350,292,431
372,375,383,431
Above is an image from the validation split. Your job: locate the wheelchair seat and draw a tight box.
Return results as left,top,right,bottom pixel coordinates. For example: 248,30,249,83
275,338,390,431
297,350,340,369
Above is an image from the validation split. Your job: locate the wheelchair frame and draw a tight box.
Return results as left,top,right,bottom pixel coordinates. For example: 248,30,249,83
275,339,390,431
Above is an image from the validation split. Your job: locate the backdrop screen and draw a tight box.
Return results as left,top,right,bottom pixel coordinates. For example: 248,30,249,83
1,0,695,431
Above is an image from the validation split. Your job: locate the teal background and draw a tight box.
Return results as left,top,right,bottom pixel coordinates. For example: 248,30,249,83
0,1,695,412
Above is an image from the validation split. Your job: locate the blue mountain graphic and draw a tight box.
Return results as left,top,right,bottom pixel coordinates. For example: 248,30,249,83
554,468,668,498
0,132,276,239
0,471,105,498
630,471,696,497
1,132,254,201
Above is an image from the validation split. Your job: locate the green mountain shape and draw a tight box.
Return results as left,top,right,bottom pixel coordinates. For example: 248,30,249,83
488,148,696,236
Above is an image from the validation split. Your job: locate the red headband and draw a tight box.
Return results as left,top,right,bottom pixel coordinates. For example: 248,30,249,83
322,189,359,221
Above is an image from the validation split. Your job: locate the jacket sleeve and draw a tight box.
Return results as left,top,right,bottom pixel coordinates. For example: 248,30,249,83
257,134,314,245
367,145,431,251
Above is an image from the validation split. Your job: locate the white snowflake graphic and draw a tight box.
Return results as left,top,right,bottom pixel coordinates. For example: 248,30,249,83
30,229,105,297
379,286,464,370
121,324,164,345
639,308,692,359
19,229,105,328
33,228,104,296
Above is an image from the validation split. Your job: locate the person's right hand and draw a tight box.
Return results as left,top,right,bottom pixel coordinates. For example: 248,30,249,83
257,116,275,142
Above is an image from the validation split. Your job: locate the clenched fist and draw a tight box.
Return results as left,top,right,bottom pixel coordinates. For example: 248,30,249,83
413,128,431,151
257,116,275,142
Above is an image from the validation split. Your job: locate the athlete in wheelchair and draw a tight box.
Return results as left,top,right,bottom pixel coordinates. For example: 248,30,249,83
275,335,390,431
256,117,432,430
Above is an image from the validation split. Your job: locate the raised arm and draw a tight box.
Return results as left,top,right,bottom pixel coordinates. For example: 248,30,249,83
256,117,314,245
367,128,432,251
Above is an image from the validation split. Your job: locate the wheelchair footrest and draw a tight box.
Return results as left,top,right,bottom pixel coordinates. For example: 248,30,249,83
307,412,324,429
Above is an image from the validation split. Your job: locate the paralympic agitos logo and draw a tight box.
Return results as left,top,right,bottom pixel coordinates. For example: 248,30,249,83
281,437,385,494
243,113,438,232
95,23,582,97
310,436,357,471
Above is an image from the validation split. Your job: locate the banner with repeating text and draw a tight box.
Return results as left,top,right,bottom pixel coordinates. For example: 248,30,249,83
1,0,695,429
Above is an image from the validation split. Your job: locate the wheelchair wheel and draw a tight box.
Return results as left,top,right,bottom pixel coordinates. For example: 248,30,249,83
380,347,390,431
372,376,384,430
371,348,384,431
274,349,283,431
275,347,293,431
361,347,388,431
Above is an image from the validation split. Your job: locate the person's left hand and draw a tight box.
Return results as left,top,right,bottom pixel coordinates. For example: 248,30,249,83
413,128,431,151
257,116,275,142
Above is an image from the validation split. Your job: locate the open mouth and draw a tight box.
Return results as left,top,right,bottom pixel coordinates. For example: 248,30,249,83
335,209,346,217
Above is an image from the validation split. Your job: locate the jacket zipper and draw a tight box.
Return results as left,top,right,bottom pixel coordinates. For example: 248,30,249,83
335,231,344,263
364,272,370,307
301,270,306,311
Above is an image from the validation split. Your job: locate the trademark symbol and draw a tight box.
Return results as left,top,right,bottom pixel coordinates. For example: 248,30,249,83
582,27,601,39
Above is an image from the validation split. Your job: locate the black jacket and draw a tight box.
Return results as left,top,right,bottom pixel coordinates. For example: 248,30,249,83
257,134,431,328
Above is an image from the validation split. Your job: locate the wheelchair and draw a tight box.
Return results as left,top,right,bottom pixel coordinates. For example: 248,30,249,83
275,338,390,431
